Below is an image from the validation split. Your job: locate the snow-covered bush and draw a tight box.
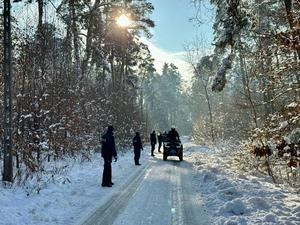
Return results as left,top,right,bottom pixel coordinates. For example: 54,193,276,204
245,102,300,186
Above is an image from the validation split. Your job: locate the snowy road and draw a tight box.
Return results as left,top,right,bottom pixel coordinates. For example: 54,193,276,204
1,140,300,225
81,152,210,225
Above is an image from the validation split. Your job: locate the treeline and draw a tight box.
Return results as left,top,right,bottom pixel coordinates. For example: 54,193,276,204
191,0,300,184
142,63,191,135
0,0,156,181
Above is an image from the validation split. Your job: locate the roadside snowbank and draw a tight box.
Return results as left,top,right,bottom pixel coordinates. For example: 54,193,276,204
184,142,300,225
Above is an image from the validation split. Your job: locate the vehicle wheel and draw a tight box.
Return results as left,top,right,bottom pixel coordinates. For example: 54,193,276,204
179,152,183,161
163,154,167,161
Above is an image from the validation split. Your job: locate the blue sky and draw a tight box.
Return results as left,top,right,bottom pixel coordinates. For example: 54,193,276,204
146,0,214,80
149,0,213,52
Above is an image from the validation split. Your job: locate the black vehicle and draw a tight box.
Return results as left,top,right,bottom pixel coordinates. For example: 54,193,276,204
163,138,183,161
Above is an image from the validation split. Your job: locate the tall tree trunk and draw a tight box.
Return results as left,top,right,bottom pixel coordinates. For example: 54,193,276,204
191,63,215,141
35,0,45,163
203,84,214,141
70,0,80,78
238,43,259,128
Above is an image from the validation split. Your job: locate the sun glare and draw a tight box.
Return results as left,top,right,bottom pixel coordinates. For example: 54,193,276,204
116,14,131,27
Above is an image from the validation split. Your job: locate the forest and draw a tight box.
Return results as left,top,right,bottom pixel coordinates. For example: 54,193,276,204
1,0,300,187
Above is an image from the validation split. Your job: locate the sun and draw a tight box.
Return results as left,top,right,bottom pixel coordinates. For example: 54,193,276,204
116,14,132,27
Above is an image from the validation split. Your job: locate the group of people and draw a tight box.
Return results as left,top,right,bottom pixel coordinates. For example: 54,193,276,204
150,128,180,156
100,125,180,187
149,130,163,156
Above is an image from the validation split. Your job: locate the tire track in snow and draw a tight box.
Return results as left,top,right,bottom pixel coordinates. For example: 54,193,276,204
170,161,184,225
180,160,211,225
80,162,153,225
111,157,179,225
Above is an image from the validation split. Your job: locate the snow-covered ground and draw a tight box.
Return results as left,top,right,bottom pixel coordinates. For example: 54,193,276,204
0,139,300,225
0,149,151,225
184,142,300,225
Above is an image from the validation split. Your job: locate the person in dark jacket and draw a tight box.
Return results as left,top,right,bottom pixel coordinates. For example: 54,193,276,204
163,131,168,142
157,132,163,153
133,132,143,165
167,127,180,142
101,125,118,187
150,130,157,156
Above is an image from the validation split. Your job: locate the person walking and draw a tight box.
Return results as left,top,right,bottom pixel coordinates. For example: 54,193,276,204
133,132,143,165
150,130,157,156
101,125,118,187
157,132,163,153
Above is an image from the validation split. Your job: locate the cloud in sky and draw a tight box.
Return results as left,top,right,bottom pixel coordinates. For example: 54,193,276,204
141,38,194,83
